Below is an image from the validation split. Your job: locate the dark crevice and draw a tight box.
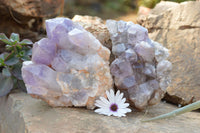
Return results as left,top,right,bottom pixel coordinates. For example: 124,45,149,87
162,92,195,106
178,25,200,30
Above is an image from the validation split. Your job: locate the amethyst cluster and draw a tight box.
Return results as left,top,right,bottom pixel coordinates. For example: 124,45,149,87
22,18,113,109
107,20,172,110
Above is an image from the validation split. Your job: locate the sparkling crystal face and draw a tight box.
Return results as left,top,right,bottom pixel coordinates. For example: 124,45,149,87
106,20,172,110
110,103,118,112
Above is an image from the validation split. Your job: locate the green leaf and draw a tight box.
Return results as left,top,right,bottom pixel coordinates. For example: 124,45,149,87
10,33,20,42
1,53,9,59
0,33,9,40
0,53,6,66
12,78,18,89
19,39,33,45
0,74,14,97
2,68,11,77
0,59,4,66
16,44,22,51
21,56,30,61
24,48,32,56
5,44,13,51
4,55,19,66
19,51,25,57
11,63,23,80
0,53,5,62
0,53,5,60
17,80,27,92
21,48,32,61
0,33,12,45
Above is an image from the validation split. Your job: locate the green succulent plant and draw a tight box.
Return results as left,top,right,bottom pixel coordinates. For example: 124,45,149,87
0,33,32,97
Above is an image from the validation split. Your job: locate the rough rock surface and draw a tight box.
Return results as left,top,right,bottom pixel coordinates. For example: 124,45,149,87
137,1,200,105
1,0,62,17
72,15,111,49
0,0,62,52
1,92,200,133
21,18,113,109
72,15,114,62
106,20,172,110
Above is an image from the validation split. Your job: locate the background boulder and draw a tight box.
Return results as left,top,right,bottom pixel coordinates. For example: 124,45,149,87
0,0,63,52
137,1,200,105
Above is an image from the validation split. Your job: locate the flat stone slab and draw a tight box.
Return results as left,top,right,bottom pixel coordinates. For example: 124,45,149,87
1,92,200,133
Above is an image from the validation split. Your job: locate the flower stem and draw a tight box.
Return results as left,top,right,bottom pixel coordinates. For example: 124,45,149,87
142,100,200,122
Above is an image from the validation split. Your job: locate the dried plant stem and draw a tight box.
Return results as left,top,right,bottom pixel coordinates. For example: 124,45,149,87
60,0,65,16
142,100,200,122
9,7,22,24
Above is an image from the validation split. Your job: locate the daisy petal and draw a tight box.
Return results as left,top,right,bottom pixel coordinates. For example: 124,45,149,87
120,103,129,108
115,90,120,101
126,108,132,112
95,99,105,106
118,93,124,100
113,112,122,117
120,98,126,104
95,108,103,113
122,108,132,113
120,114,126,117
109,89,115,100
100,97,110,105
94,89,132,117
95,103,104,108
116,90,120,97
107,111,112,116
95,100,109,108
118,109,128,114
116,97,126,104
106,90,113,103
95,108,113,116
113,110,122,117
95,109,106,115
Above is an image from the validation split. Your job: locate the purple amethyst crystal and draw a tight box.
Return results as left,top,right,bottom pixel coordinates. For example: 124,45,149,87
22,18,113,109
107,20,172,110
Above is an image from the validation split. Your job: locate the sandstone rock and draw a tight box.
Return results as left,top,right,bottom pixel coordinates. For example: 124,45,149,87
106,20,172,110
0,0,62,50
1,0,62,17
137,1,200,105
149,1,178,15
22,18,113,109
1,92,200,133
138,6,151,16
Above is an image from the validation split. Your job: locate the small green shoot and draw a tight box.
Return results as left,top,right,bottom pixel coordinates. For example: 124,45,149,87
0,33,32,96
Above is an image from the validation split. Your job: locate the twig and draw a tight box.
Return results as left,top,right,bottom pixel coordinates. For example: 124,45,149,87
60,0,65,16
8,7,22,24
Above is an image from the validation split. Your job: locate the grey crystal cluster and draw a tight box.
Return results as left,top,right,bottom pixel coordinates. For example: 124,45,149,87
107,20,172,110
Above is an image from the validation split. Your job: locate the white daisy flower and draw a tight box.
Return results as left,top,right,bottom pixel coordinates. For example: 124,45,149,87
95,89,131,117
